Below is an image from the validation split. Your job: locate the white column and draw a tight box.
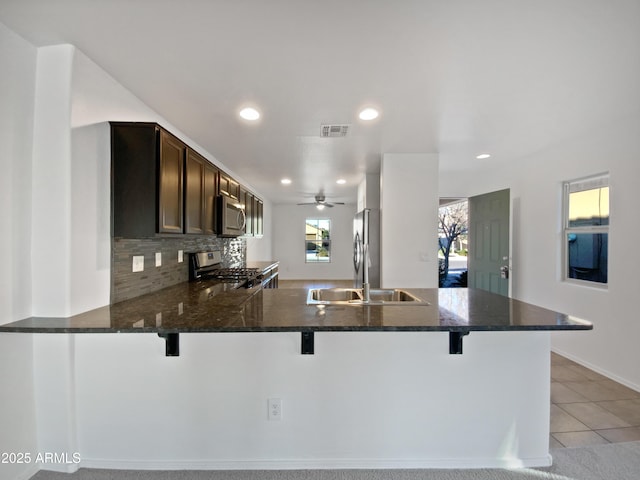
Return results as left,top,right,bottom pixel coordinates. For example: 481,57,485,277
31,45,75,316
31,45,80,473
381,153,439,288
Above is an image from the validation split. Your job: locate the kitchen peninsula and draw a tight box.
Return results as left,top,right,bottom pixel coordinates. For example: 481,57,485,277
0,286,591,471
0,284,591,353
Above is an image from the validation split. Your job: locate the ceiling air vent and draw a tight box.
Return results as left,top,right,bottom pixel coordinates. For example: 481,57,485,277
320,124,349,138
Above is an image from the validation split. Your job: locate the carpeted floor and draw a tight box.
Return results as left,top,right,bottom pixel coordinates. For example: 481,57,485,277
29,440,640,480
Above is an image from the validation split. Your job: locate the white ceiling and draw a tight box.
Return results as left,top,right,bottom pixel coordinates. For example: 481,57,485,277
1,0,638,205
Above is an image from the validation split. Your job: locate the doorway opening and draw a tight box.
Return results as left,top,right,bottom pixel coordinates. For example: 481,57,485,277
438,198,468,288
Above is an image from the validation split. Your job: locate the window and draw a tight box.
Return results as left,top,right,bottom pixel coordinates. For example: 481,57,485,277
563,174,609,285
305,219,331,263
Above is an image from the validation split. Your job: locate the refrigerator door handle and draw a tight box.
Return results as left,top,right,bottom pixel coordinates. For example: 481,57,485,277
353,232,362,271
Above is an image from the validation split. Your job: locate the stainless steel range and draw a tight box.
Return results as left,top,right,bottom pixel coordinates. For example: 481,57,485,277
189,251,259,288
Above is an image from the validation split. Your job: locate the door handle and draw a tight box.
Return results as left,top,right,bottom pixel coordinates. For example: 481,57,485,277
500,265,509,279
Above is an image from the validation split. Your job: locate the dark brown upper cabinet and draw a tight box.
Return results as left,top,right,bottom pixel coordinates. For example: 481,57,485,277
244,191,254,236
111,121,261,239
219,171,240,200
112,122,184,237
203,162,219,235
254,197,264,237
183,148,219,235
158,130,186,234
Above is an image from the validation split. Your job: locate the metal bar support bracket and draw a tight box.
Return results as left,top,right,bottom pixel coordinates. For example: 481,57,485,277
301,331,314,355
449,331,469,355
158,333,180,356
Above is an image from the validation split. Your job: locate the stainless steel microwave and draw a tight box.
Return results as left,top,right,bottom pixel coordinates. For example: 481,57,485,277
216,195,246,237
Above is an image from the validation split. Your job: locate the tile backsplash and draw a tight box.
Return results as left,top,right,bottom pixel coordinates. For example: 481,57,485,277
112,236,246,304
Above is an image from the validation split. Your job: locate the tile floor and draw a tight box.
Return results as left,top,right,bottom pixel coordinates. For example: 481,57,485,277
550,352,640,447
280,281,640,449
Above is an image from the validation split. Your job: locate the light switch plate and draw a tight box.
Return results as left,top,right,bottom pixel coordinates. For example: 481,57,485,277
155,252,162,267
132,255,144,272
178,250,184,263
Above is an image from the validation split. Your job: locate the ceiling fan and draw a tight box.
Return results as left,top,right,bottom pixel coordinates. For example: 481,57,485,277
297,194,345,210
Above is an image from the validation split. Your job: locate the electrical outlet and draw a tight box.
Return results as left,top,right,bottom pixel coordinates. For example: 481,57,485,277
268,398,282,421
178,250,184,263
132,255,144,272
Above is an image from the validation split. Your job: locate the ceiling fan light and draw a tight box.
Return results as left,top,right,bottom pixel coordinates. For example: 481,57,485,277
336,178,346,184
316,204,325,211
281,178,292,185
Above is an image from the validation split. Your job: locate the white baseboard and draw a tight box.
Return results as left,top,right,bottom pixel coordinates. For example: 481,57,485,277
13,463,40,480
80,454,552,471
551,348,640,393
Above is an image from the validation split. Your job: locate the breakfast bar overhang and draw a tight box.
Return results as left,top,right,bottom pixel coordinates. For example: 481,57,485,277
0,287,591,354
0,287,592,471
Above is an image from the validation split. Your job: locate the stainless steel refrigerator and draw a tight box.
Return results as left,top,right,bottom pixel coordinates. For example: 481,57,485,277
353,208,380,288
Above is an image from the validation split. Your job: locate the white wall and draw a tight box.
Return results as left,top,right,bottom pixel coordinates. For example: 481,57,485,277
245,203,273,261
0,20,39,480
273,203,356,280
440,113,640,391
381,154,439,288
71,331,552,469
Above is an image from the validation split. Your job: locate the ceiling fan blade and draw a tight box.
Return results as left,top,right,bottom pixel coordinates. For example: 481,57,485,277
296,202,317,206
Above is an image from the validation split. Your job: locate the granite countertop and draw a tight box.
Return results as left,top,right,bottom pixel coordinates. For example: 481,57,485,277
245,260,278,273
0,281,592,334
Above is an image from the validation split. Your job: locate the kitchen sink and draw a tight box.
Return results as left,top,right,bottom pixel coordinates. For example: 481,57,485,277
367,289,424,302
308,288,363,302
306,288,429,306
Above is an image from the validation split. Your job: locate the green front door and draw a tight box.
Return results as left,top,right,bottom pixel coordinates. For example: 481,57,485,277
468,189,510,296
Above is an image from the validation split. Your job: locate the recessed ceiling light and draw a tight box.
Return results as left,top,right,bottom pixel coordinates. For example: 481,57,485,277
476,153,491,159
359,108,379,121
239,107,260,121
280,178,292,185
336,179,346,185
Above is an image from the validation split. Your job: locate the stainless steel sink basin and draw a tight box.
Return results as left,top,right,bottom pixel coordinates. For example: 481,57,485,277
306,288,429,305
367,289,424,302
308,288,363,302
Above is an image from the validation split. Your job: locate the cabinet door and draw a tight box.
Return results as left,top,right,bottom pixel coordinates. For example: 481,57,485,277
185,149,205,234
203,162,218,235
158,130,185,233
254,198,264,236
219,171,240,199
111,123,158,238
245,192,254,236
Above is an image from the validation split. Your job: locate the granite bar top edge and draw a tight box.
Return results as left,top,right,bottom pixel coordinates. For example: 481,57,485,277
0,323,593,334
0,286,594,334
